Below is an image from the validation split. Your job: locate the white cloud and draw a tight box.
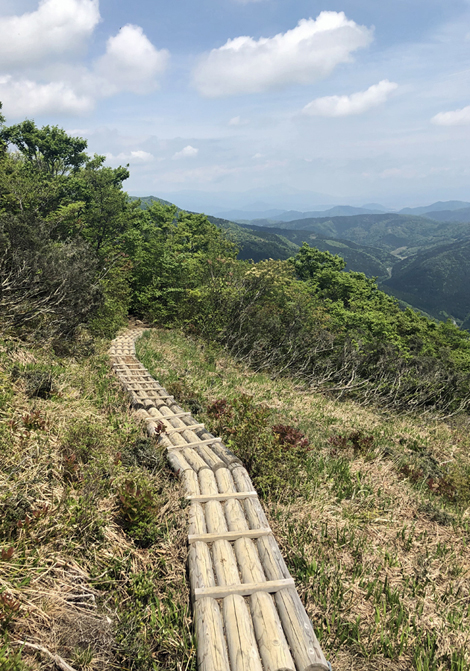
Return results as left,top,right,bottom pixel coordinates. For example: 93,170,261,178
431,105,470,126
0,15,170,117
193,11,373,97
252,153,263,159
302,80,398,117
229,116,249,126
95,24,169,94
0,75,93,115
105,150,154,163
173,145,199,159
0,0,100,68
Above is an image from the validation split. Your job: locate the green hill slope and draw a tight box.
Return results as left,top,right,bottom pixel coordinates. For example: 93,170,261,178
259,213,470,253
242,223,396,278
206,215,300,261
383,237,470,321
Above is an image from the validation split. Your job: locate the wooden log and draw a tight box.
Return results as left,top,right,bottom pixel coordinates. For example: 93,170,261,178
231,466,255,492
244,498,270,530
257,536,329,671
225,499,249,532
223,595,263,671
166,450,193,474
208,442,242,469
183,470,200,496
249,591,295,671
182,448,211,473
198,469,219,496
215,468,236,493
188,503,206,535
195,579,295,600
165,423,205,434
275,589,330,671
196,444,226,471
168,437,223,451
189,541,215,593
234,530,295,671
204,501,228,534
234,537,265,584
205,482,264,671
212,540,240,586
195,598,231,671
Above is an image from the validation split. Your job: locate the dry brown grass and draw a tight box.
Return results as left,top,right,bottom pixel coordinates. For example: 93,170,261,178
138,328,470,671
0,334,194,671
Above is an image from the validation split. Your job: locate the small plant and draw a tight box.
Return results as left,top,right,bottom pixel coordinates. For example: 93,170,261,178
62,452,82,484
1,548,14,562
117,477,162,547
0,593,21,631
328,430,375,455
22,410,47,431
272,423,310,450
71,646,95,670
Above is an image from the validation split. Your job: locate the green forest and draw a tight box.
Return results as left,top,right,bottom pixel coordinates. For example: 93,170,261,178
224,211,470,324
2,111,470,415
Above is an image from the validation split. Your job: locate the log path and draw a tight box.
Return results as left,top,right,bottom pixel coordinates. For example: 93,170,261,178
109,329,330,671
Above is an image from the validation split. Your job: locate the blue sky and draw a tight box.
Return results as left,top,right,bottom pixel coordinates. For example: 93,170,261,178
1,0,470,211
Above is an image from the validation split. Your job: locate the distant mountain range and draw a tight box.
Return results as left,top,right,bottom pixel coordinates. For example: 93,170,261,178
131,195,470,326
398,200,470,215
214,200,470,224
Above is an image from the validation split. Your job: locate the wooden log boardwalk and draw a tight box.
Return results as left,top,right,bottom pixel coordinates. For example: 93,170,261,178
109,329,330,671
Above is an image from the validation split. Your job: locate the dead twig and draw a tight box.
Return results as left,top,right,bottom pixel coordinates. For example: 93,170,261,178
13,641,78,671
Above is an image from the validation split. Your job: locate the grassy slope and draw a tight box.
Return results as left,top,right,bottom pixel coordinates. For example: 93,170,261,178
0,334,195,671
137,329,470,671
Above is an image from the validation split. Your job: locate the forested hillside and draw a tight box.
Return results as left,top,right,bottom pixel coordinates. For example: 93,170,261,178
2,113,470,415
383,238,470,323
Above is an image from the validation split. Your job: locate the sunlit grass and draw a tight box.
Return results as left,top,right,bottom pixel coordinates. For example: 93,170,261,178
137,327,470,671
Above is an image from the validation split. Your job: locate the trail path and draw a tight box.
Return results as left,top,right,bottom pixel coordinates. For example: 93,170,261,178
109,329,329,671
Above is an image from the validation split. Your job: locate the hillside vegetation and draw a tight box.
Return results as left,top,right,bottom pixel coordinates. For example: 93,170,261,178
2,112,470,670
137,328,470,671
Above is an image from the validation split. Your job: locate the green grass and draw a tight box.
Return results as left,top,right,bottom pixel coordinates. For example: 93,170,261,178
137,328,470,671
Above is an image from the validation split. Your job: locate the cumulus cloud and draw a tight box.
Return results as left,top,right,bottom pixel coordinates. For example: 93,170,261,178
0,75,93,115
173,145,199,159
302,80,398,117
431,105,470,126
108,150,154,162
0,5,170,118
193,11,373,97
95,24,169,94
0,0,100,68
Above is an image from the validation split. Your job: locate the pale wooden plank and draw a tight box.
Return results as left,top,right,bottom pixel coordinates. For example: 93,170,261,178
186,492,257,503
166,437,223,450
188,528,272,544
164,423,205,434
195,578,295,601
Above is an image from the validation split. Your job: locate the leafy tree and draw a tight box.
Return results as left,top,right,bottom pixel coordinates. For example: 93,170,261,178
0,120,88,176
